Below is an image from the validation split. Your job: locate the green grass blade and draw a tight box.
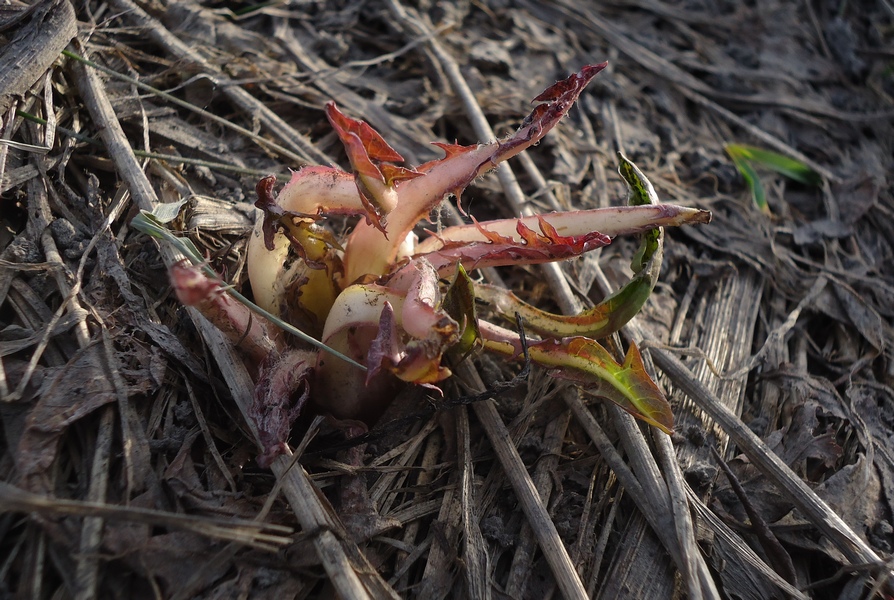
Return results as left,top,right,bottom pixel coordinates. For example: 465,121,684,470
727,144,822,185
726,144,823,212
726,146,769,212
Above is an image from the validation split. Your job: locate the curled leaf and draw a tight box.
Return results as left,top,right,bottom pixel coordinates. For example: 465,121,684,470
324,260,457,385
548,339,673,434
442,263,481,356
326,103,422,232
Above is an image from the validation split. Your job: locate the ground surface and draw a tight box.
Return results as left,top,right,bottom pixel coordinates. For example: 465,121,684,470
1,0,893,598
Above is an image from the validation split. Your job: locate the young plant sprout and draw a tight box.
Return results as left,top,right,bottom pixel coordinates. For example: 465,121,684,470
138,64,711,466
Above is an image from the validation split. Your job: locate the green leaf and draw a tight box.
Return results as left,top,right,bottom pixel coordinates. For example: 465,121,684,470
618,152,661,273
727,144,822,185
442,263,481,356
726,144,822,212
131,207,204,264
482,331,674,433
727,149,768,212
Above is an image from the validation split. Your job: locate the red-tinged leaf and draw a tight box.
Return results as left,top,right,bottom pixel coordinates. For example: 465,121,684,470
326,104,415,230
532,63,608,102
342,64,607,282
354,179,389,236
170,261,280,364
338,127,390,185
366,301,401,384
379,163,424,187
473,154,669,340
476,282,650,341
322,266,456,386
346,298,450,386
516,217,554,245
338,132,396,235
254,170,362,252
471,215,513,245
400,258,458,342
421,216,612,275
256,175,313,252
326,102,404,163
368,302,453,384
391,341,453,384
248,168,366,313
417,142,478,213
322,285,404,342
273,168,369,216
417,142,478,172
416,204,711,254
478,321,673,433
534,216,568,243
249,349,315,467
554,339,673,434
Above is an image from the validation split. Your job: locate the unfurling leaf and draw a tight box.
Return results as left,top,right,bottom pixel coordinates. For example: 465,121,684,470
146,64,713,461
341,63,609,283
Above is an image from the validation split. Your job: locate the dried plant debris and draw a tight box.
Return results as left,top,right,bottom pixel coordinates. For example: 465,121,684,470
1,0,893,598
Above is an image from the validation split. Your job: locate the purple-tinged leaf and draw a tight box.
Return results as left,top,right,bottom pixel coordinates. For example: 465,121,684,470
419,215,612,275
416,204,711,253
249,349,315,467
322,260,457,385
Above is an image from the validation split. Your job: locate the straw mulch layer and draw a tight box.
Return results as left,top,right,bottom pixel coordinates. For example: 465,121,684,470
1,0,893,598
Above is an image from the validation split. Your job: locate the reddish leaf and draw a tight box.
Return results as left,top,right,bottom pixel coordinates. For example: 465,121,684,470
479,321,673,433
326,102,405,164
170,261,280,364
342,64,608,281
420,215,611,275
